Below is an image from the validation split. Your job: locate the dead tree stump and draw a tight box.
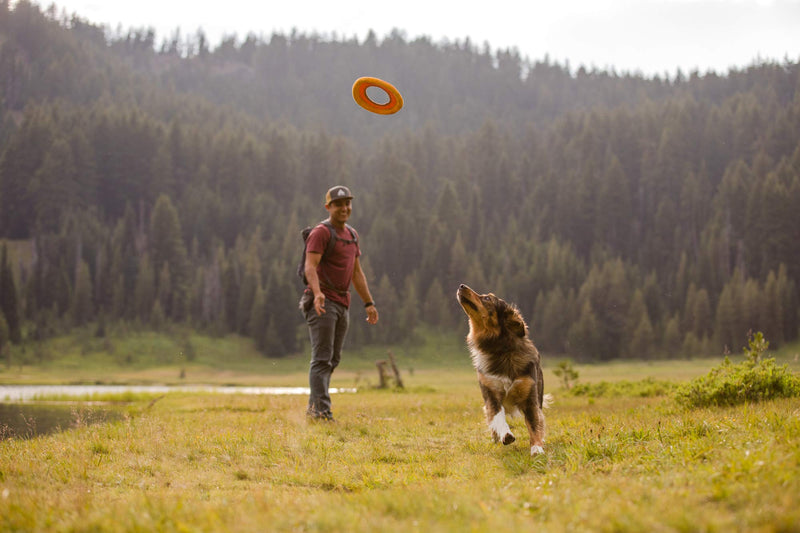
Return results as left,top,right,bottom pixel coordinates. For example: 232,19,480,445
376,360,389,388
375,350,404,389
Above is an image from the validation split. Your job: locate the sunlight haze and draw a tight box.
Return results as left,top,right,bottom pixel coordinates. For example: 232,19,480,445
42,0,800,75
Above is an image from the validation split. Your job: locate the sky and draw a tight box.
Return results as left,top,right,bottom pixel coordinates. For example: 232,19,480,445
40,0,800,76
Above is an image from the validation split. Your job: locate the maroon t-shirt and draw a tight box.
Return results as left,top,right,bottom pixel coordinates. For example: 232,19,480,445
305,223,360,308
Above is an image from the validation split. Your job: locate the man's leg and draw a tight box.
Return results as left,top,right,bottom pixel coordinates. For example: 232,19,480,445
306,303,345,417
330,302,349,374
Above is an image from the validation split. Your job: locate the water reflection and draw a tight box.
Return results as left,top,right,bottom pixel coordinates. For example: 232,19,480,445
0,403,122,440
0,385,357,439
0,384,356,402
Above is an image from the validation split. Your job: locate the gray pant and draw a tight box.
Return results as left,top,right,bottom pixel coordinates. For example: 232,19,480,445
304,300,349,416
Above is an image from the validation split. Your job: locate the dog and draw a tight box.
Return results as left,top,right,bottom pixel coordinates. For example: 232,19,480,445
457,284,547,455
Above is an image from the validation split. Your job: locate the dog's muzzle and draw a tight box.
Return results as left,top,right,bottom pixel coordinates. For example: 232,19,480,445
457,284,479,311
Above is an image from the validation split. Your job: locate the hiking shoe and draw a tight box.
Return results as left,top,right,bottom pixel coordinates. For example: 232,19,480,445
306,409,335,422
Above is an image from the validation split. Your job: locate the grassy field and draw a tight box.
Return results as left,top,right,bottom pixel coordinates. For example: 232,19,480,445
4,326,798,385
1,331,799,531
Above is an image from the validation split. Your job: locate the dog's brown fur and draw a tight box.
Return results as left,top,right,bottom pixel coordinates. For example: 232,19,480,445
457,284,546,455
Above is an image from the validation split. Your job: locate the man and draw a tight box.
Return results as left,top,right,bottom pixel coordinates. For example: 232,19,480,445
302,185,379,421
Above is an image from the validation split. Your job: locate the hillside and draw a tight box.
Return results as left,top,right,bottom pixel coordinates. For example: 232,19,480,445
0,0,798,361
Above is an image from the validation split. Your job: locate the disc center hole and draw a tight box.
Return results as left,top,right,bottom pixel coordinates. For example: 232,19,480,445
366,86,390,105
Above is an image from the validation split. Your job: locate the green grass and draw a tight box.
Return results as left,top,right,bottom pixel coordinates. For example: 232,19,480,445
8,326,798,386
2,381,798,532
2,331,800,531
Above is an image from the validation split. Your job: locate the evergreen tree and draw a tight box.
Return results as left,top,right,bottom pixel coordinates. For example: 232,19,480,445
595,153,632,258
0,310,8,365
629,313,655,359
533,287,571,353
567,300,601,360
762,269,784,346
201,247,225,329
641,271,665,327
0,7,799,360
260,316,283,357
149,194,190,320
396,274,419,339
750,168,797,278
236,253,260,335
0,243,21,342
264,264,299,356
776,264,798,344
714,276,745,354
71,258,93,326
371,273,399,344
692,288,713,339
662,314,682,357
423,279,450,329
446,233,469,298
0,106,54,238
221,254,239,332
624,289,649,357
577,259,630,360
110,275,126,320
741,277,763,336
187,267,204,326
682,331,702,357
156,262,172,318
648,198,679,278
108,205,141,316
683,283,712,338
31,137,77,233
150,299,166,330
248,284,268,352
133,253,155,322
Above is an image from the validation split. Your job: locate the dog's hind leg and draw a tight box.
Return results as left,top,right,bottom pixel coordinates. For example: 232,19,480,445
478,374,514,445
523,382,546,455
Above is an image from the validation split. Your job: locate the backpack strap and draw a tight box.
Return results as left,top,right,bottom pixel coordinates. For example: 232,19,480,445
315,220,357,296
319,220,338,260
319,220,358,259
345,224,358,245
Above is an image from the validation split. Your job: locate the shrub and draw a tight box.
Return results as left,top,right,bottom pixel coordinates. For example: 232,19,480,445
675,332,800,408
569,377,677,398
553,360,579,389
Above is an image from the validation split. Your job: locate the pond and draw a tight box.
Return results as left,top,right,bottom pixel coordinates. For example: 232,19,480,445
0,384,356,402
0,385,356,439
0,403,124,440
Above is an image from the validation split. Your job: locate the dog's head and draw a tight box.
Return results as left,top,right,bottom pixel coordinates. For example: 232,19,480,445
457,284,527,338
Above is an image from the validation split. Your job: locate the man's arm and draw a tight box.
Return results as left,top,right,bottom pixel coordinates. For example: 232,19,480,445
304,251,326,315
352,257,378,324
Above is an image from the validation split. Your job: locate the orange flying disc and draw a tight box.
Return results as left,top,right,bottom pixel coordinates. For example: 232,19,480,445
352,77,404,115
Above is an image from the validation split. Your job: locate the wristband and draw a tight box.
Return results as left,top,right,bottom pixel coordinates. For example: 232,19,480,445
364,302,374,308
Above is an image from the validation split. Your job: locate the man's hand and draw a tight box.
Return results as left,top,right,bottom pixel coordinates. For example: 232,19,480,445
366,305,378,324
314,293,326,315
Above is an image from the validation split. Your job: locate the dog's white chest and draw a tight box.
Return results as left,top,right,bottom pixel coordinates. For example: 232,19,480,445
469,347,513,390
480,372,513,393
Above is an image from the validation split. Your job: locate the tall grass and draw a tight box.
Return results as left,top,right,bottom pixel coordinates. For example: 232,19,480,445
2,373,799,532
2,330,800,530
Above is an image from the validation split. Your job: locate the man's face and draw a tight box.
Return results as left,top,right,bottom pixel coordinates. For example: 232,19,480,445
326,198,352,223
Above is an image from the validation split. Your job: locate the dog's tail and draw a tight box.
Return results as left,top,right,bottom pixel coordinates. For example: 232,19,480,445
542,393,554,409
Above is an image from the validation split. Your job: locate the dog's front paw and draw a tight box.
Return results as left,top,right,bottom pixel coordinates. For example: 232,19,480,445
491,430,515,445
530,445,544,455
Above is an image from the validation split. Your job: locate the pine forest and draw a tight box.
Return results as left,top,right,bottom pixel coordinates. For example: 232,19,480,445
0,1,799,362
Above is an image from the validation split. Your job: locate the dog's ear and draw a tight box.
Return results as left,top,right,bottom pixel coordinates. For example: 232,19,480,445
504,308,527,337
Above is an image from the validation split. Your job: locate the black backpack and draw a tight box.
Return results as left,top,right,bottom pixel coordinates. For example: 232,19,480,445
297,220,358,286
